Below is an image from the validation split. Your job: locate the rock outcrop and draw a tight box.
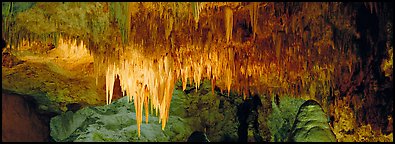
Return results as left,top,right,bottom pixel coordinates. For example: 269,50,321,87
50,94,193,142
287,100,336,142
2,92,51,142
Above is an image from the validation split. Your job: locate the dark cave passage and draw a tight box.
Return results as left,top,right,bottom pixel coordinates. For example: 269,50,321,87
237,93,263,142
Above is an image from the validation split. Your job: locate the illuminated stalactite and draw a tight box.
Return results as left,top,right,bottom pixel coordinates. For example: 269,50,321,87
249,2,259,40
100,37,341,136
191,2,203,29
224,6,233,43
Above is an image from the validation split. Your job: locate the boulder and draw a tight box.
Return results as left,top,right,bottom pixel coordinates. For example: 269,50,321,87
50,110,88,141
2,92,50,142
287,100,336,142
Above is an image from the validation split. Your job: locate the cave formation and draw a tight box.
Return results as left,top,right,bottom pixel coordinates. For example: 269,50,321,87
1,2,393,142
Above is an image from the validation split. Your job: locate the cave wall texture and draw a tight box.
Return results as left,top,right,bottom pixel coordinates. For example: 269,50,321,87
2,2,393,142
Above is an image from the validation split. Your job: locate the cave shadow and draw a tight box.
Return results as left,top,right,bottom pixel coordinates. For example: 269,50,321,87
236,93,263,142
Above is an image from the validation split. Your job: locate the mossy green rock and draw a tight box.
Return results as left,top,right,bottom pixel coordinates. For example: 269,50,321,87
287,100,336,142
267,95,306,142
50,110,89,141
50,94,193,142
50,80,242,142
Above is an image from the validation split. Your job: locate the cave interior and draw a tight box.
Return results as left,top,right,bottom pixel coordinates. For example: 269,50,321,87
1,2,393,142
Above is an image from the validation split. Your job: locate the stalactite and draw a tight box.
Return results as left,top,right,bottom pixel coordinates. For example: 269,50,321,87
191,2,203,29
225,6,233,43
144,85,149,124
250,2,259,39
